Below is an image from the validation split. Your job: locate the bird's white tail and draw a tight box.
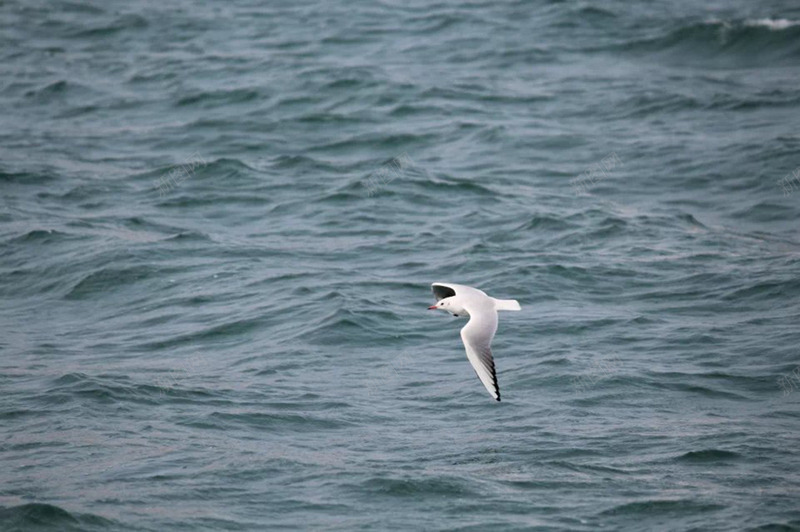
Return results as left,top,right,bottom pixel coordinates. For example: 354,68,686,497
493,298,521,311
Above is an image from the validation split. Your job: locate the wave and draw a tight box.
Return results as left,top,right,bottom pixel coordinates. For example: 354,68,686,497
136,314,267,351
515,214,577,232
48,372,218,405
721,277,800,303
64,265,158,300
0,503,119,532
0,169,56,185
175,88,261,108
6,229,73,245
297,307,383,347
600,499,725,516
66,14,148,39
610,18,800,66
360,475,476,497
676,449,741,462
744,18,799,30
204,410,347,431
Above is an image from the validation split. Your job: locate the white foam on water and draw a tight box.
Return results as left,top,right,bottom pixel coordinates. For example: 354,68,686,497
744,18,799,30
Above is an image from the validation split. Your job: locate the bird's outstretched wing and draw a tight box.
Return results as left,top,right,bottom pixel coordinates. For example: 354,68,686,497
460,306,500,401
431,283,457,301
432,282,488,301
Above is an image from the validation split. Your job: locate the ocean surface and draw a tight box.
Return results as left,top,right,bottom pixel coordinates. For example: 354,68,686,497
2,0,800,530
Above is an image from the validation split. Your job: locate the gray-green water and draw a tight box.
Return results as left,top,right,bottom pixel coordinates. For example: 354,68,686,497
2,1,800,530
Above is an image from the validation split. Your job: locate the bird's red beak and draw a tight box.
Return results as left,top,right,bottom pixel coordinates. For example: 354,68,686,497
427,305,437,310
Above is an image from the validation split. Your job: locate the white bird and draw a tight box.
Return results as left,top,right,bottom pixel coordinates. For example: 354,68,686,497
427,282,521,401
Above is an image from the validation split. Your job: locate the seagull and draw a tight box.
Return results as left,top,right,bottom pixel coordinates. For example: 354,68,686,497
427,283,521,401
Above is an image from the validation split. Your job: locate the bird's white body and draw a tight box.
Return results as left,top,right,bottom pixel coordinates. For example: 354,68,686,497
428,283,520,401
